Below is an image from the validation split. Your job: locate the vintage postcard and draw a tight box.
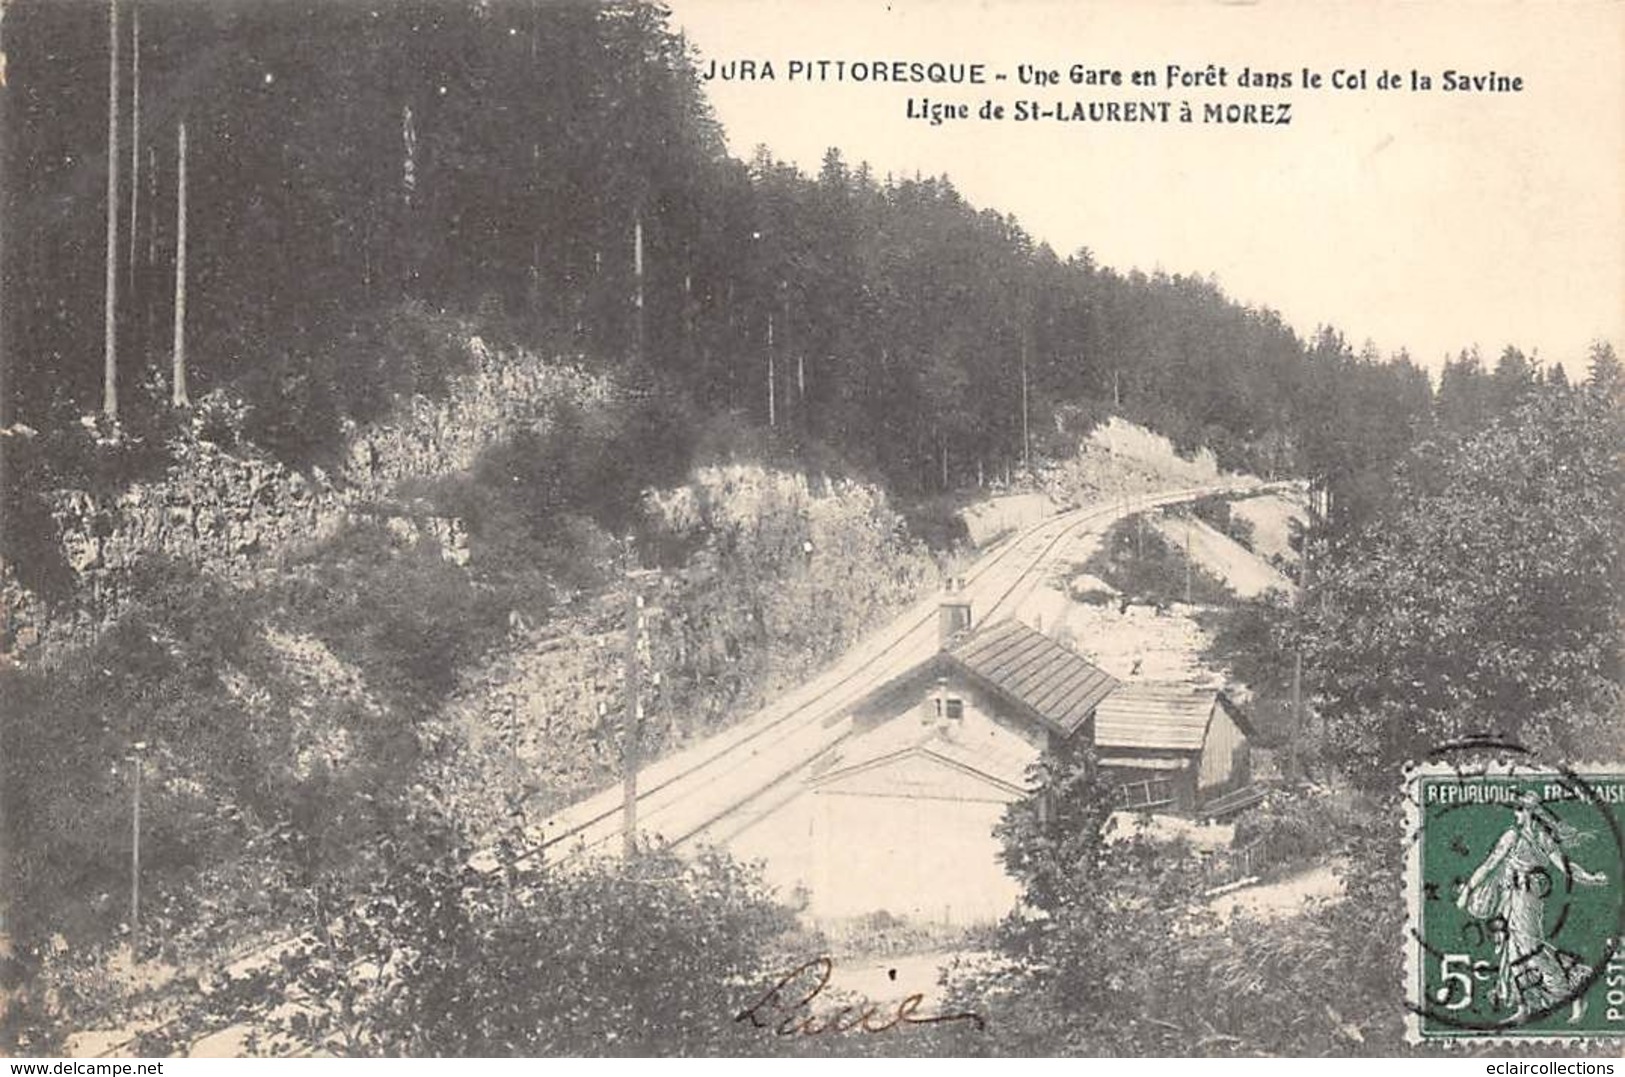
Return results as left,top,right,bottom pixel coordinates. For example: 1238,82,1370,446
0,0,1620,1061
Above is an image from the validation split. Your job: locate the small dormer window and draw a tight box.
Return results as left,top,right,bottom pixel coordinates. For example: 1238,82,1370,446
945,697,964,720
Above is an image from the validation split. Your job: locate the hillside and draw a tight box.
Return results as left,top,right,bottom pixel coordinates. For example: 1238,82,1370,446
0,318,941,1025
1,1,1444,567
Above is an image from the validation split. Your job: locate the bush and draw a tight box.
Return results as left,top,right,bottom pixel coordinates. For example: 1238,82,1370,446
277,522,507,711
149,842,796,1057
1232,788,1357,876
1085,513,1233,606
896,493,972,553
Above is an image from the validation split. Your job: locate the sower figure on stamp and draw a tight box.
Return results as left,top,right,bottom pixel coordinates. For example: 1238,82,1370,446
1457,791,1609,1022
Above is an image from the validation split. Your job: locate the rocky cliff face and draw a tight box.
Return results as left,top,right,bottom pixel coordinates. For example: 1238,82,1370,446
428,463,941,837
1,333,606,665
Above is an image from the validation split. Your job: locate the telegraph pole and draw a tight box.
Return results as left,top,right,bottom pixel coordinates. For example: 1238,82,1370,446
783,282,797,416
1289,650,1303,784
621,542,654,861
129,741,146,959
1184,516,1193,605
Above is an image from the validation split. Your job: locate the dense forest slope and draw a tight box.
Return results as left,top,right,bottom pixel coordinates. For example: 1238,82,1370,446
2,0,1464,572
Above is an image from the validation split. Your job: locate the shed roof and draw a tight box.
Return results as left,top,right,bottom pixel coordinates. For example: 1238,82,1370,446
945,619,1119,738
1093,685,1219,752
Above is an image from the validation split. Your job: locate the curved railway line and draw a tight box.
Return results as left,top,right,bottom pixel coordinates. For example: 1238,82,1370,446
86,477,1269,1056
528,480,1260,863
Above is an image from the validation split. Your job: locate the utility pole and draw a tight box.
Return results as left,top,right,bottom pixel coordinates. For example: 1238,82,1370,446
129,741,146,959
1289,650,1303,784
1184,516,1193,605
622,552,645,860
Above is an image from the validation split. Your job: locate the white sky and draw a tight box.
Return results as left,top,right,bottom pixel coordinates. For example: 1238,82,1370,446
668,0,1625,375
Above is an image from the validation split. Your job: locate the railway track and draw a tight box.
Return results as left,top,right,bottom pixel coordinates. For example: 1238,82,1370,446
518,479,1259,863
86,477,1264,1056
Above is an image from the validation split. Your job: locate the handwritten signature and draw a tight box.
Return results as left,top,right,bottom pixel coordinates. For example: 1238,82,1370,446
736,956,986,1036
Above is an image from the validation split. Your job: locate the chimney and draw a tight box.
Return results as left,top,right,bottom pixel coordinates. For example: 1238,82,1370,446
938,579,972,647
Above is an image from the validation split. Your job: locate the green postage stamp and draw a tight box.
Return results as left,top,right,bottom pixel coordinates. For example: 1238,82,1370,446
1406,760,1625,1043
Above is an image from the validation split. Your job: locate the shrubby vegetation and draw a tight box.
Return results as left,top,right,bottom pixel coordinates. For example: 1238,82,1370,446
1084,511,1234,607
1231,788,1361,878
909,737,1393,1055
1198,590,1298,746
128,842,796,1057
1302,356,1624,789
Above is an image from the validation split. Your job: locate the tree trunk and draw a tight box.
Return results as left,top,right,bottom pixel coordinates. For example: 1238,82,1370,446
632,206,644,363
102,0,120,420
171,121,188,407
127,0,139,297
0,0,8,428
1020,334,1031,472
766,311,776,428
145,146,155,266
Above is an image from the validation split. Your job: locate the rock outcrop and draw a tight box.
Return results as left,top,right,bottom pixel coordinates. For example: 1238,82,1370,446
1,333,605,665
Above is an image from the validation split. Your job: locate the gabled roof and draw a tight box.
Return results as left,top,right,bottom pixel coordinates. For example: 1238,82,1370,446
810,740,1030,799
1093,685,1221,752
945,619,1119,738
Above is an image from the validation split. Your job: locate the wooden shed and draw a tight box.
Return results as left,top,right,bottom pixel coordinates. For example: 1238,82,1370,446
1091,684,1253,812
